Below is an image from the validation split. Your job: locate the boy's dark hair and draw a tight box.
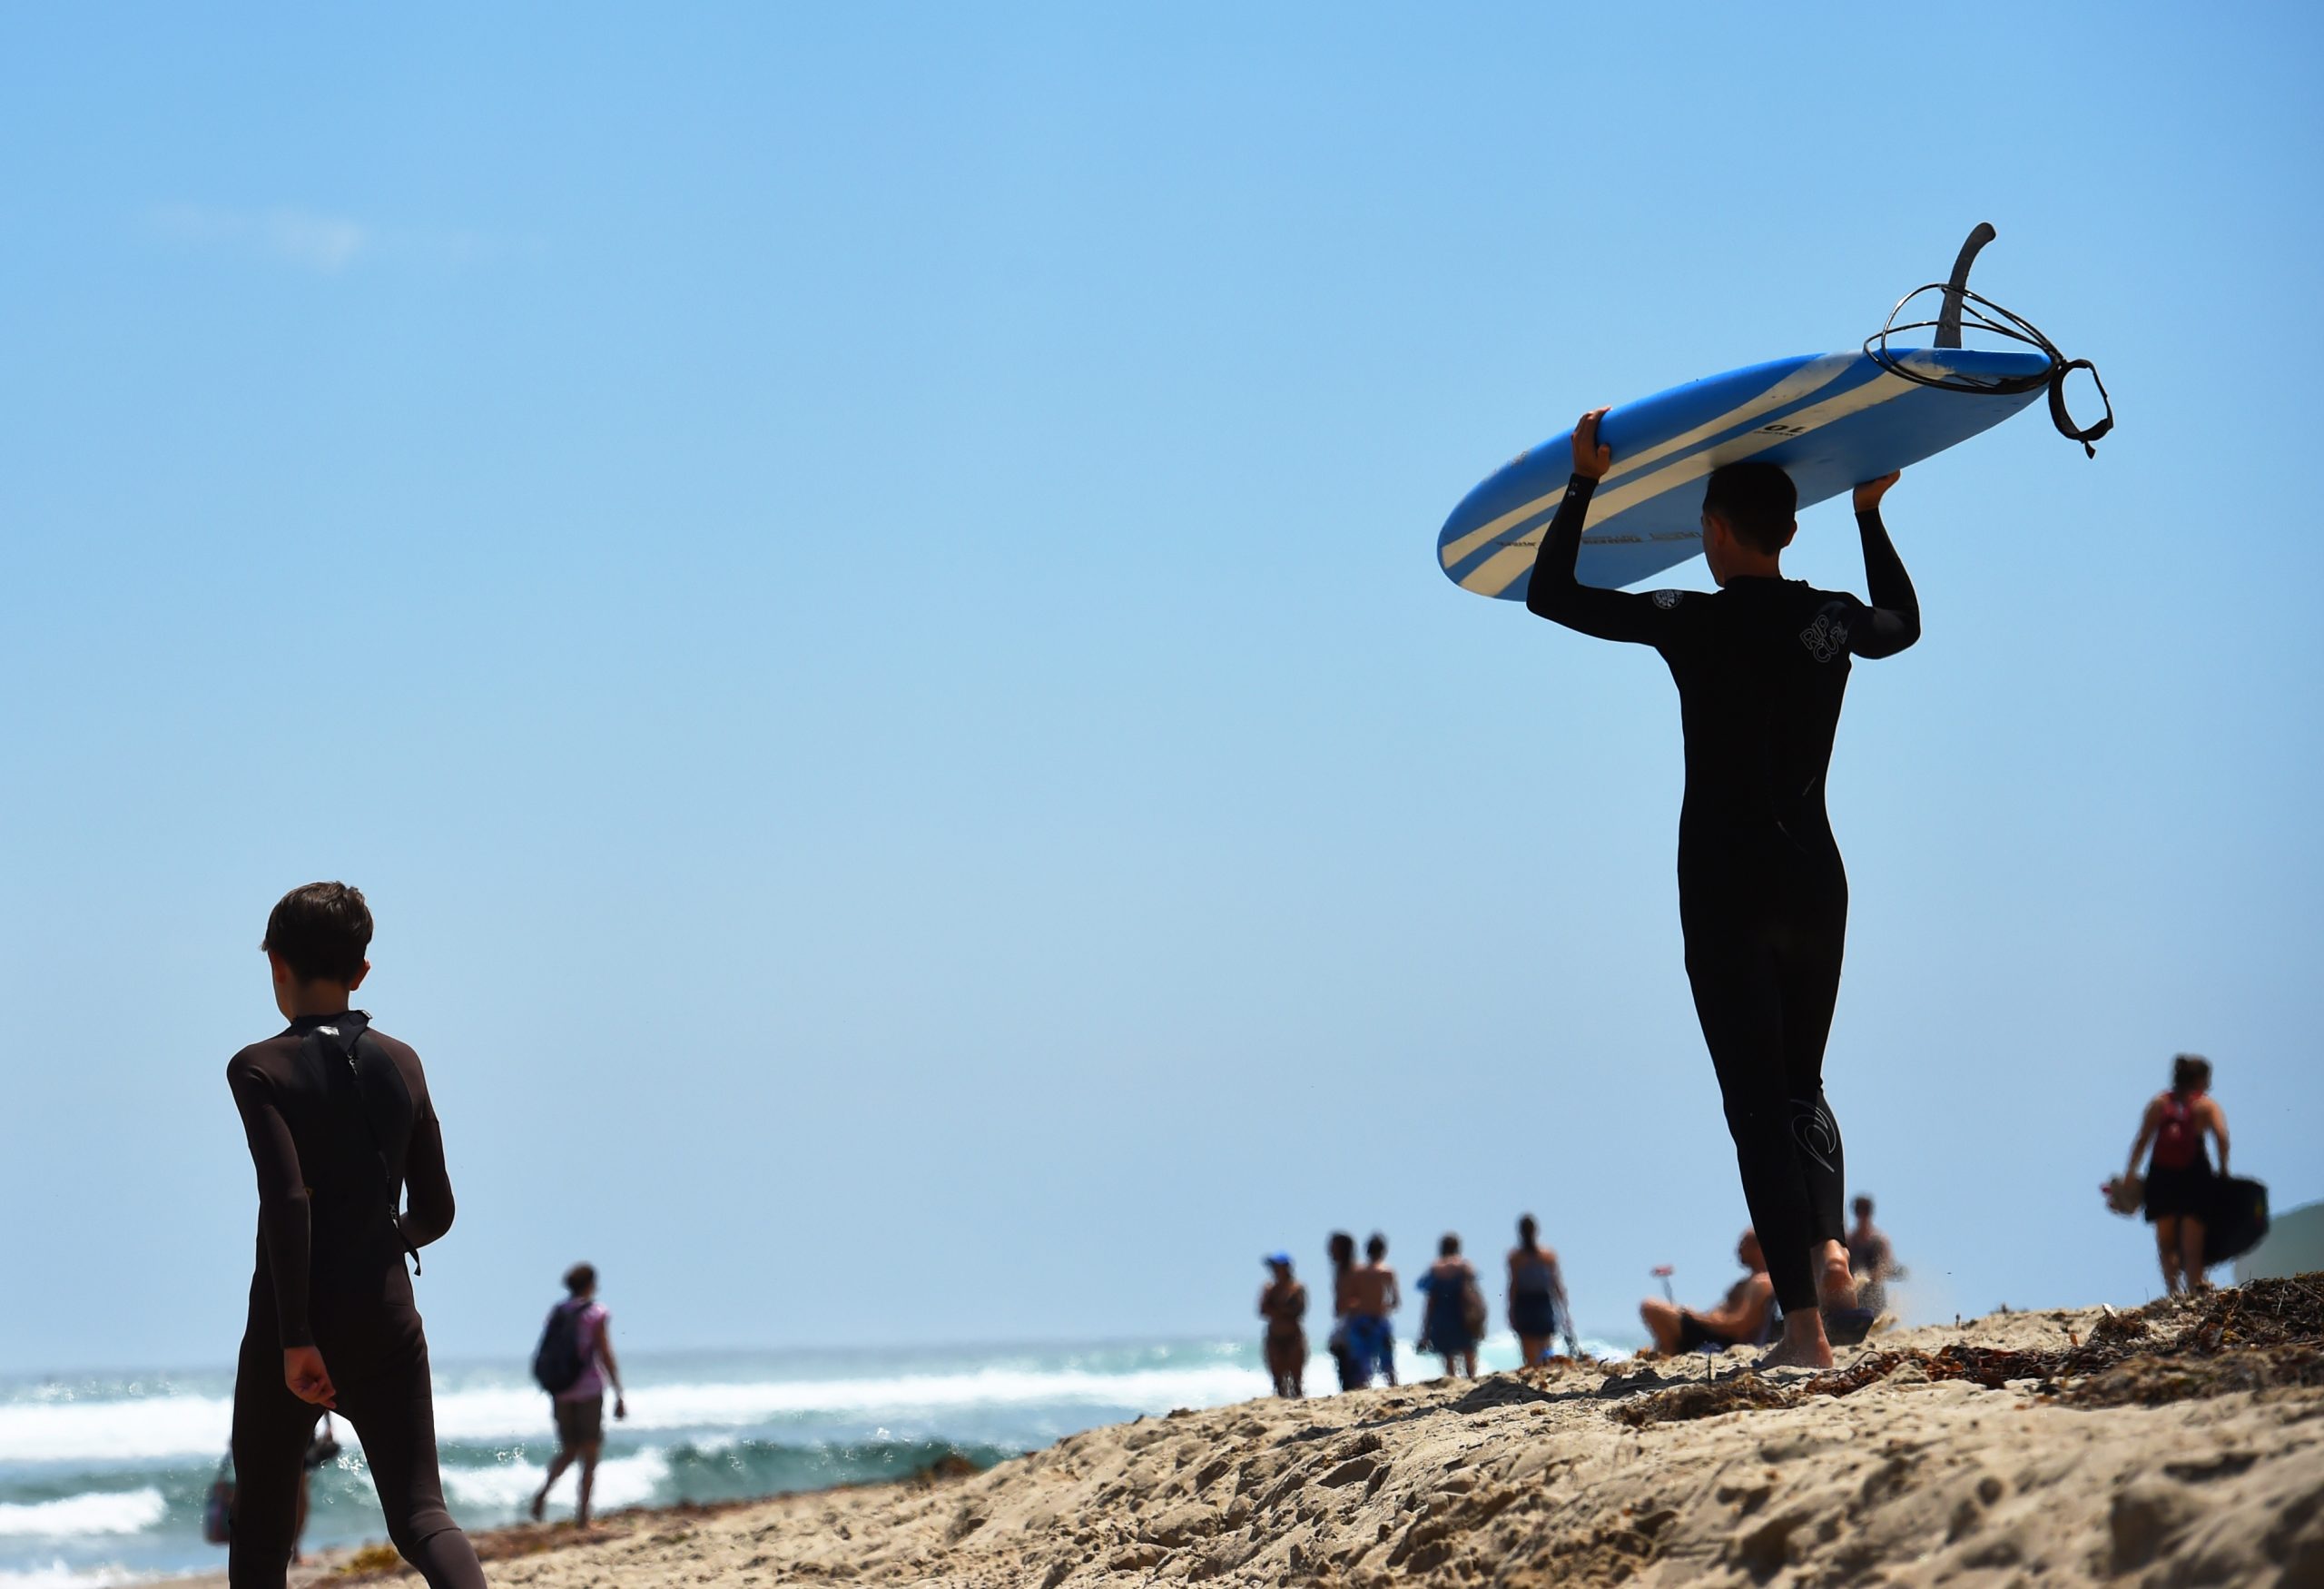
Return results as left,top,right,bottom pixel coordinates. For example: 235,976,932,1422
1702,461,1797,554
1364,1232,1388,1260
1438,1232,1461,1258
565,1262,598,1296
2171,1053,2212,1093
261,882,372,984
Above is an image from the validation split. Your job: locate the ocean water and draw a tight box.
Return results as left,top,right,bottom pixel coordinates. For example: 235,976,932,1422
0,1329,1626,1586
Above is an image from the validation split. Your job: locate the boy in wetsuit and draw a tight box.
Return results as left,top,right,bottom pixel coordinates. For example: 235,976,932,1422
1528,410,1920,1368
226,883,486,1587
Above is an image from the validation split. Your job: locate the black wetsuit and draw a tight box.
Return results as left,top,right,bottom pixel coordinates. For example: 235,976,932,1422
1527,475,1920,1312
227,1012,485,1589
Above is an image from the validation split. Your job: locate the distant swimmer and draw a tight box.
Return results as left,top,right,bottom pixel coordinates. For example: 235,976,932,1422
1257,1255,1308,1398
1529,410,1921,1369
1415,1235,1482,1379
1507,1215,1573,1366
2122,1055,2231,1296
1354,1234,1402,1387
1640,1230,1777,1357
226,883,486,1588
530,1263,628,1526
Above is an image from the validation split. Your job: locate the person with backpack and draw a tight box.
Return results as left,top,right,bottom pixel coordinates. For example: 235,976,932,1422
2122,1055,2232,1296
225,883,486,1588
529,1263,626,1526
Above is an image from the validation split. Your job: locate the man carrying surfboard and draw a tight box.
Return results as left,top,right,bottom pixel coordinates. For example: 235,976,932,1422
1527,410,1917,1369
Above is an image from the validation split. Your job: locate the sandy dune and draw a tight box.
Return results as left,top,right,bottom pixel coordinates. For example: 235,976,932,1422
206,1282,2324,1587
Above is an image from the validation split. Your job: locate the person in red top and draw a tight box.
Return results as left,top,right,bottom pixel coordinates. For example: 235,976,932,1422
2122,1055,2231,1295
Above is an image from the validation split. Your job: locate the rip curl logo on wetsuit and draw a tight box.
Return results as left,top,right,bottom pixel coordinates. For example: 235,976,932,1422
1791,1097,1842,1172
1798,607,1851,663
1651,589,1684,609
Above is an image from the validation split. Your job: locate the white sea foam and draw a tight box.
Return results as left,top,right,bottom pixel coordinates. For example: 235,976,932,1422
0,1364,1270,1464
0,1342,1630,1467
430,1363,1268,1444
0,1395,234,1466
0,1563,151,1587
439,1449,667,1513
0,1493,166,1539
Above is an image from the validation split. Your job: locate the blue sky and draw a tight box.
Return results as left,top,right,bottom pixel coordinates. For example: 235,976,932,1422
2,3,2319,1370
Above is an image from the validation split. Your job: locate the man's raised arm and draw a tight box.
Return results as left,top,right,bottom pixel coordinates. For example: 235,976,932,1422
1847,470,1921,659
1526,408,1679,646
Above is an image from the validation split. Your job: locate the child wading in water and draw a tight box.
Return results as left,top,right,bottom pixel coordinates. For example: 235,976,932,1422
1528,410,1921,1368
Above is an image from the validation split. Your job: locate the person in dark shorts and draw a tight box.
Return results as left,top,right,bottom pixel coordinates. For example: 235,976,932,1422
1415,1235,1482,1378
1529,410,1920,1368
1324,1231,1363,1390
1639,1230,1777,1356
530,1263,627,1525
1506,1215,1571,1366
226,883,486,1589
1258,1255,1308,1397
2123,1055,2231,1295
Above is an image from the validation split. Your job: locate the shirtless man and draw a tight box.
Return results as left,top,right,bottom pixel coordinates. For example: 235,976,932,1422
1640,1230,1777,1357
1345,1234,1401,1387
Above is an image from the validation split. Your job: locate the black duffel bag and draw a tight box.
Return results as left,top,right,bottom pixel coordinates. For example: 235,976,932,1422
2203,1177,2271,1268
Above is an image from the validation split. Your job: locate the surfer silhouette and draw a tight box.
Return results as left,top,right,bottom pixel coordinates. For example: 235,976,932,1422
1527,410,1918,1368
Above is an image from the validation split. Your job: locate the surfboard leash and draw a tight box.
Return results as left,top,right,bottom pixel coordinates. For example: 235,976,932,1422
1863,223,2112,458
1864,283,2112,458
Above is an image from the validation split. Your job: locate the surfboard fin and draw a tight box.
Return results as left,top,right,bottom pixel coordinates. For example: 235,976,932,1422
1935,222,1998,350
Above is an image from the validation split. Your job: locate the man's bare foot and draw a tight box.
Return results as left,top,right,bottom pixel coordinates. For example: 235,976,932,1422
1759,1312,1833,1370
528,1491,546,1523
1816,1240,1856,1309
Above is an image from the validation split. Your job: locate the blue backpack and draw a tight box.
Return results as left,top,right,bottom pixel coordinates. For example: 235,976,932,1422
532,1302,586,1394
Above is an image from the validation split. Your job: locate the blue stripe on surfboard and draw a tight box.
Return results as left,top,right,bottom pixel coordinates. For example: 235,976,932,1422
1436,358,1900,588
1476,380,2046,597
1438,359,1902,594
1436,348,2052,597
1436,355,1867,569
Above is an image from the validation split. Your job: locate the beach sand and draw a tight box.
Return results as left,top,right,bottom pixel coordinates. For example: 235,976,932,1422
195,1279,2323,1587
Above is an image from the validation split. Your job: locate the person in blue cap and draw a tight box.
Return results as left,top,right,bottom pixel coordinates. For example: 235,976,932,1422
1257,1255,1308,1397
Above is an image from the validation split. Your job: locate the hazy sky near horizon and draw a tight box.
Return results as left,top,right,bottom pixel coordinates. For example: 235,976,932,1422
4,4,2319,1372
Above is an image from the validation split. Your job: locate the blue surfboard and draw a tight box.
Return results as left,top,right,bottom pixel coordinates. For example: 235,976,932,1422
1435,347,2051,600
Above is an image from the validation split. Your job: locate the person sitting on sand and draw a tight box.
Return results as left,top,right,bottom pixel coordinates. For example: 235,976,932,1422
1415,1235,1482,1378
1846,1196,1896,1316
2122,1055,2231,1296
1640,1230,1776,1356
1353,1234,1401,1387
530,1263,626,1526
1258,1255,1308,1398
1507,1215,1571,1367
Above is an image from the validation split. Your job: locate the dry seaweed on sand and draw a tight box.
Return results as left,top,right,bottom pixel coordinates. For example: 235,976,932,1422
1602,1277,2324,1429
1802,1276,2324,1408
1610,1377,1799,1429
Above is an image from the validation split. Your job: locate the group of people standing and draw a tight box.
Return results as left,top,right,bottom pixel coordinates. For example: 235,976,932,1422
1256,1217,1575,1398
